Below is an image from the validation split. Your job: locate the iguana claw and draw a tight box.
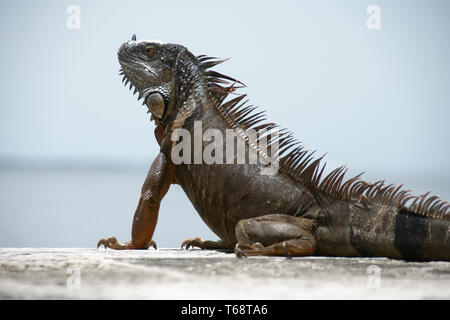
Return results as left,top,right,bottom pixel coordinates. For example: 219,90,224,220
181,237,233,250
149,240,157,250
234,243,248,258
282,241,292,259
97,236,157,250
97,236,121,249
181,237,203,250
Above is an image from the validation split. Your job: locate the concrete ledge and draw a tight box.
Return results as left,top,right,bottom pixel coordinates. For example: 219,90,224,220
0,248,449,299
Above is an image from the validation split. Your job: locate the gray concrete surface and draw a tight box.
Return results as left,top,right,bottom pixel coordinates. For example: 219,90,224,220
0,248,449,299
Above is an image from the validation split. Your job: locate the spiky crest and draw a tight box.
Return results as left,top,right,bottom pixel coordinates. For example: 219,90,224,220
197,55,450,220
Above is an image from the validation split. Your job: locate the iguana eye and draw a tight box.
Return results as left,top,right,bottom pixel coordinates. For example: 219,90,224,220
145,45,157,56
146,92,165,119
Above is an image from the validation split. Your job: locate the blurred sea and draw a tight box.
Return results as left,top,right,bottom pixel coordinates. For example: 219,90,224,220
0,160,216,248
0,160,449,248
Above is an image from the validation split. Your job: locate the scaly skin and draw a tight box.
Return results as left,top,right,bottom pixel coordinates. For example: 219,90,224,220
98,36,450,260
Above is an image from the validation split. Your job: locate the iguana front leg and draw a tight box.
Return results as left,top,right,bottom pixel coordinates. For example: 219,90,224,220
233,214,317,258
97,151,175,250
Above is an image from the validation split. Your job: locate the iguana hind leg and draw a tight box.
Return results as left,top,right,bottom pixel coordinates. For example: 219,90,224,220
234,214,317,258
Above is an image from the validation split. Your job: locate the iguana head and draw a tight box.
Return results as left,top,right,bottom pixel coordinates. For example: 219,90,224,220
118,35,241,126
118,35,194,123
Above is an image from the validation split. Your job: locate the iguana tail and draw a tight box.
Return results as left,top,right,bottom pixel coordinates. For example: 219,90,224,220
318,200,450,261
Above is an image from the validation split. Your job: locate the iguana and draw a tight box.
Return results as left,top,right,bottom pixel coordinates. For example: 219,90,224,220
97,35,450,261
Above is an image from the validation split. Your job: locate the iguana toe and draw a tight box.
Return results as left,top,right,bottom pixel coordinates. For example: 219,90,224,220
148,240,157,250
181,237,233,250
181,237,203,250
234,243,248,258
97,236,120,249
96,236,157,250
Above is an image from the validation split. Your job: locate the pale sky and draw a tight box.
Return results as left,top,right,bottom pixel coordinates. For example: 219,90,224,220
0,1,449,247
0,0,449,173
